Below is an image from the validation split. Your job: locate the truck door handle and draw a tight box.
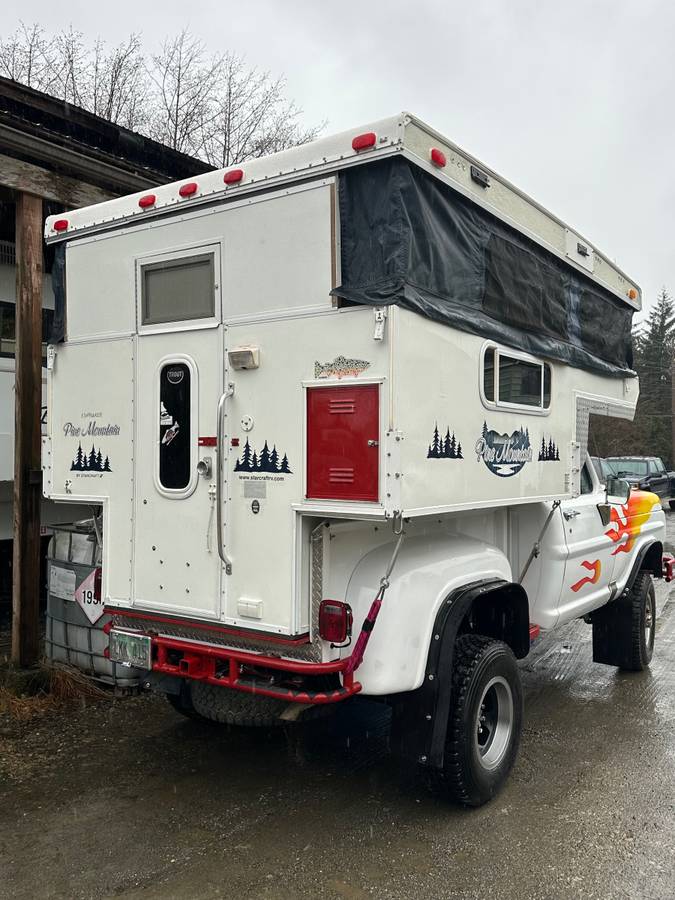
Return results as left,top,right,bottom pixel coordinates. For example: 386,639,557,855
563,509,581,521
367,439,379,447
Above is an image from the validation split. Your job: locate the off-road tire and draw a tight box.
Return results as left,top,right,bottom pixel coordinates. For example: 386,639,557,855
618,573,656,672
190,682,287,727
434,635,523,807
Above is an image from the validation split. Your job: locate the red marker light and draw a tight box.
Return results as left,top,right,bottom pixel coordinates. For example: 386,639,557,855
138,194,156,208
319,599,353,644
430,147,447,168
179,182,198,198
53,219,69,232
352,132,377,151
224,168,244,184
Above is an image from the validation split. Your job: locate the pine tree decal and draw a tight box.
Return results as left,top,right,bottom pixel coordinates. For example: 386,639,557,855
428,424,463,460
234,437,293,474
71,443,111,472
539,435,560,462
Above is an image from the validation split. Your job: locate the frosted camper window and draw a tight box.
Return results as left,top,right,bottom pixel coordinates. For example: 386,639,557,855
141,254,214,326
482,347,551,412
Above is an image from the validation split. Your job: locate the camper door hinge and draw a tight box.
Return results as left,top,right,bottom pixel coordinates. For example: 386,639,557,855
373,307,387,341
46,345,56,370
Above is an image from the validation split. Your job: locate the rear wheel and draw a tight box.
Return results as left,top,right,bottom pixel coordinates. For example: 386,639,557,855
434,635,523,807
619,573,656,672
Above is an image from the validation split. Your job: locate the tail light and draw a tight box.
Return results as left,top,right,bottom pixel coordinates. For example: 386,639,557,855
319,599,353,644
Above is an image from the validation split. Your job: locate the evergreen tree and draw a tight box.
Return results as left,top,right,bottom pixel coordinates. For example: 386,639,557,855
449,432,456,458
457,441,463,459
235,438,253,472
103,455,111,472
251,451,259,470
270,445,280,471
73,443,84,471
430,423,441,458
280,453,292,474
539,437,546,461
88,445,97,469
96,449,103,471
590,289,675,464
555,446,560,461
482,421,488,439
443,428,451,458
259,440,271,472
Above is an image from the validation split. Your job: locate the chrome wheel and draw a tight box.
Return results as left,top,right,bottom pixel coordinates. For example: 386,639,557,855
474,675,514,771
645,590,655,649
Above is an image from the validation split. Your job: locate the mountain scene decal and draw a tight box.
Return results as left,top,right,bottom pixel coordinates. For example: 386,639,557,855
475,422,532,477
427,423,463,459
234,438,292,474
71,443,112,472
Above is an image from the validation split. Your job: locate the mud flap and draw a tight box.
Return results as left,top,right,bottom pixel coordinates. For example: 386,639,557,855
591,594,635,669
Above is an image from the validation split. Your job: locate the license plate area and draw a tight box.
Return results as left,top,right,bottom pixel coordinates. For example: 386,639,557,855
109,630,152,669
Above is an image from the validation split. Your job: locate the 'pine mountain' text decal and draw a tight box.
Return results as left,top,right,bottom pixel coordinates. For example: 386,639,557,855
475,422,532,477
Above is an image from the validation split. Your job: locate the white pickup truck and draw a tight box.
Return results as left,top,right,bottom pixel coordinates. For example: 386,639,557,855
43,113,669,805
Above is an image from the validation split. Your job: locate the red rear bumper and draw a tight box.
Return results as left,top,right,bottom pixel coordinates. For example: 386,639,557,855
151,634,362,704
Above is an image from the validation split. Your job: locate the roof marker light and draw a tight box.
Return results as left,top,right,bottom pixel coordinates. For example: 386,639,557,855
352,132,377,151
224,168,244,184
627,288,638,301
53,219,69,232
138,194,156,208
430,147,447,168
178,182,198,198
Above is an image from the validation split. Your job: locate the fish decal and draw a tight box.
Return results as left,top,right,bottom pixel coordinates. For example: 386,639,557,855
314,355,371,379
604,489,660,556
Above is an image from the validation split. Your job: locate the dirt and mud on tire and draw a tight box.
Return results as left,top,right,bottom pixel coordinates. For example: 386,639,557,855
432,635,523,807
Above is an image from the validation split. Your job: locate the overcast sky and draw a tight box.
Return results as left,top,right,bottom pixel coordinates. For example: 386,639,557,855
10,0,675,318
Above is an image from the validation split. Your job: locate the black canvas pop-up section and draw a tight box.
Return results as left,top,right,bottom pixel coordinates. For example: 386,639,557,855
332,155,633,377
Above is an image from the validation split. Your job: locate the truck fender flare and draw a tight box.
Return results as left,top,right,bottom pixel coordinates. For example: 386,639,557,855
613,538,663,601
392,578,528,771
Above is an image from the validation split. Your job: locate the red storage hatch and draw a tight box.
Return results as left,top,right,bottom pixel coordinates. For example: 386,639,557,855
306,384,379,501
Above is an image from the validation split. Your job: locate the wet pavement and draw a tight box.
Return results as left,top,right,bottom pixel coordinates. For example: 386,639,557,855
2,521,675,899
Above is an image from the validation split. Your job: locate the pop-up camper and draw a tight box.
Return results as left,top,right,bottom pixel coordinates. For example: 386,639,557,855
43,114,666,805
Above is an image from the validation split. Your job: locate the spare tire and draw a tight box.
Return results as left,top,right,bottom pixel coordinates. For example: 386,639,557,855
190,682,288,727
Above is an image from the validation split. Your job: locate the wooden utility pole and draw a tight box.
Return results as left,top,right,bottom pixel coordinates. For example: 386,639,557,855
12,191,43,667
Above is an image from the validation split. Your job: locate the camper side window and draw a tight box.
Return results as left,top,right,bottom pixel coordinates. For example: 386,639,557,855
159,363,191,490
141,254,215,326
482,346,551,412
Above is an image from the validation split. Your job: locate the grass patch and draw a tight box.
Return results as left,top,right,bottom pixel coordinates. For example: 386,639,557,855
0,661,109,720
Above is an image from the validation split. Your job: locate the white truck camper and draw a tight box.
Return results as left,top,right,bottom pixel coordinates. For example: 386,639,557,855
43,114,668,806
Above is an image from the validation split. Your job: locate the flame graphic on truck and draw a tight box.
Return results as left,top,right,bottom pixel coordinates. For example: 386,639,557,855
604,490,660,556
570,559,601,592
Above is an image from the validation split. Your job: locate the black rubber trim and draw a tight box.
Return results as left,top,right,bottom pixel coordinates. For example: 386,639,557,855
616,539,662,600
423,579,508,769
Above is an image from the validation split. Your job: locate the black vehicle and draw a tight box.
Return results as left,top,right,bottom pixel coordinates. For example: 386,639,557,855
589,456,619,484
605,456,675,508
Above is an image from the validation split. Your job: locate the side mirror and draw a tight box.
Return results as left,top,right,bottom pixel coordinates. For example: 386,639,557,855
606,476,631,503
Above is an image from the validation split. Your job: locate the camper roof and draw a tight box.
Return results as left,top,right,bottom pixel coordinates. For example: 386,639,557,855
44,112,640,311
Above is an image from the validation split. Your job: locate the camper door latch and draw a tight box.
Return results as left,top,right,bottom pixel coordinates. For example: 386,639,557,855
373,307,387,341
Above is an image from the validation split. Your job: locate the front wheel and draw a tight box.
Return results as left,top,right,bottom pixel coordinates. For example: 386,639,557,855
435,635,523,807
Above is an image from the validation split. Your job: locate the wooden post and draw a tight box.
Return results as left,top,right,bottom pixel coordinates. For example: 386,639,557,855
672,356,675,470
12,191,43,667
